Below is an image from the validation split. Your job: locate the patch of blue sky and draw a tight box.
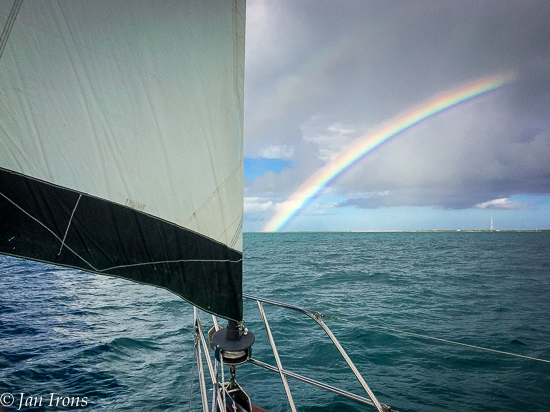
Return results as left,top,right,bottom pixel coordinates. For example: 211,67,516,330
508,194,550,208
244,157,292,180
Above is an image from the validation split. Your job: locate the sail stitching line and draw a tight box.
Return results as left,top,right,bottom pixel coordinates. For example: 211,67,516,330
1,191,242,274
182,164,241,227
229,213,243,248
0,0,23,61
102,258,243,272
317,312,550,364
58,194,81,255
219,212,242,249
1,167,238,252
0,191,100,272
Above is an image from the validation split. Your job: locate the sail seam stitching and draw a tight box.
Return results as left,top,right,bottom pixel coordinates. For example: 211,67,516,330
0,0,23,61
2,191,243,274
229,213,243,248
1,167,242,253
102,258,243,272
0,191,100,272
0,192,242,273
182,164,241,228
58,193,81,255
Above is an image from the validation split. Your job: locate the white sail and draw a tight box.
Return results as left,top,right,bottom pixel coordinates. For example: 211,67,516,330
0,0,245,320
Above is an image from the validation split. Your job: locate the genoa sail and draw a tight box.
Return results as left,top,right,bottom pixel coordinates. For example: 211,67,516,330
0,0,245,321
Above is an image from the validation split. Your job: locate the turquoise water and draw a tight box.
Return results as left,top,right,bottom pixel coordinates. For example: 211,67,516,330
1,232,549,411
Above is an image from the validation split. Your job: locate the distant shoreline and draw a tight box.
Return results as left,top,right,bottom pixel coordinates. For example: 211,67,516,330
246,229,550,233
409,229,549,232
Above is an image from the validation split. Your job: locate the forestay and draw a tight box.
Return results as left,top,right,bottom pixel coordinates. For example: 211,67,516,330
0,0,245,321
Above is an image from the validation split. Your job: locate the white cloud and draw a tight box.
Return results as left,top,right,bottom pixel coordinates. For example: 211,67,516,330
258,145,295,159
314,202,339,210
301,120,360,161
474,198,527,210
244,197,274,213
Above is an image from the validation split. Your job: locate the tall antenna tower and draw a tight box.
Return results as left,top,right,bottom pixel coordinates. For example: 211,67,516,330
491,215,494,231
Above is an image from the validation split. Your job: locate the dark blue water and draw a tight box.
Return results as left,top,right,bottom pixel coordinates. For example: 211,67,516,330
1,232,549,411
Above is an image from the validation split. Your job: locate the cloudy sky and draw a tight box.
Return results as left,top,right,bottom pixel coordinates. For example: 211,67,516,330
242,0,550,232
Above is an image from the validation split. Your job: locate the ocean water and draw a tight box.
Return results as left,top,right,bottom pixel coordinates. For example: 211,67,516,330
1,232,549,411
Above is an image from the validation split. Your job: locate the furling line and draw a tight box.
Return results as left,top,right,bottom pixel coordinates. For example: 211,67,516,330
316,312,550,364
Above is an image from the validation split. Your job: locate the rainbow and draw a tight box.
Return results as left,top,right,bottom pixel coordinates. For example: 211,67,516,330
263,73,516,232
